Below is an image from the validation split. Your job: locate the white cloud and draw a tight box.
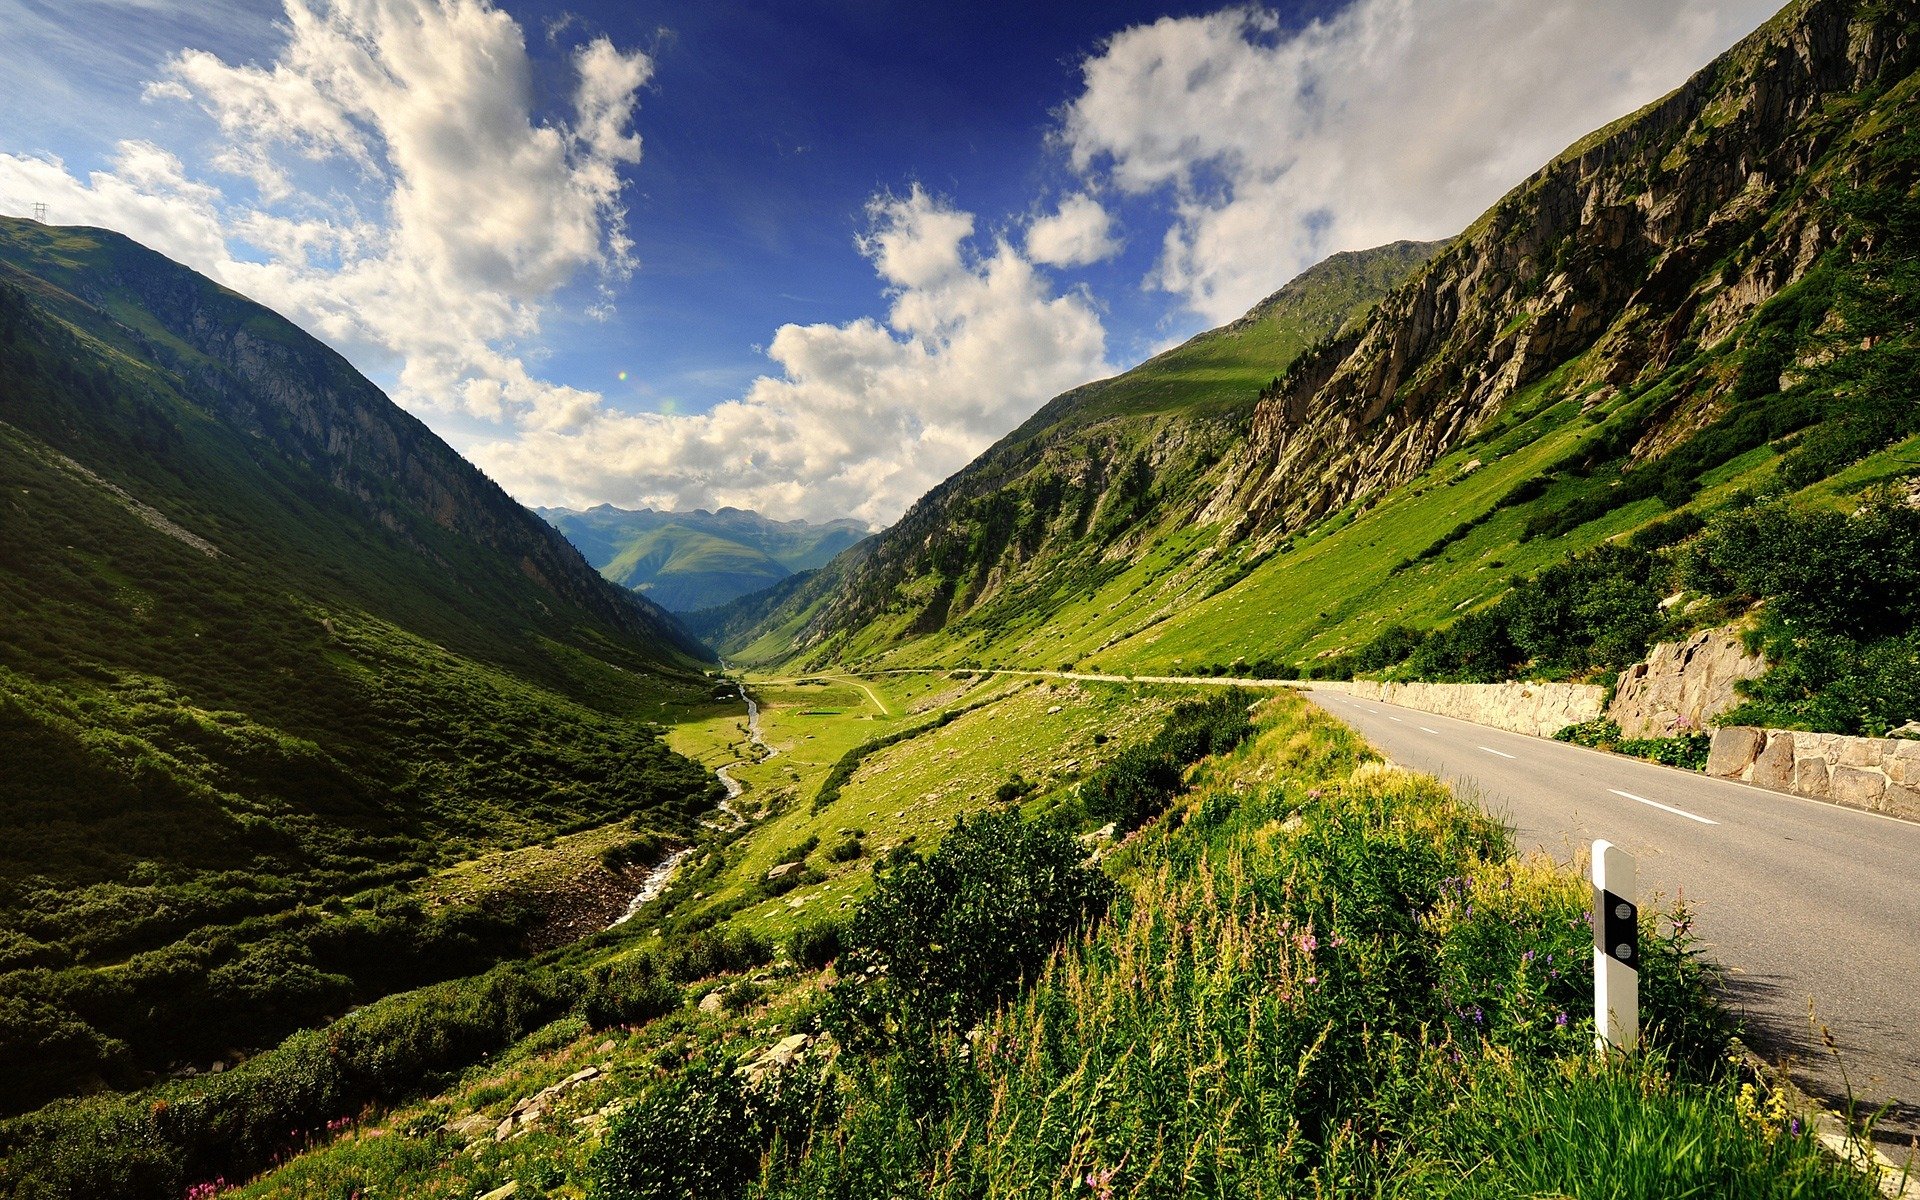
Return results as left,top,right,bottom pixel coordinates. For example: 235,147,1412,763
0,0,649,434
1025,192,1121,268
0,1,1109,528
468,187,1113,527
1062,0,1781,323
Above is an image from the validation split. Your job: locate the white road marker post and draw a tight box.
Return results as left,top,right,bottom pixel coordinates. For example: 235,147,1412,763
1592,839,1639,1056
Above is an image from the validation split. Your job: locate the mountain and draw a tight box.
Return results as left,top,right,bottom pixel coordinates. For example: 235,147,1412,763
0,217,718,1111
714,0,1920,703
539,504,871,612
700,239,1441,663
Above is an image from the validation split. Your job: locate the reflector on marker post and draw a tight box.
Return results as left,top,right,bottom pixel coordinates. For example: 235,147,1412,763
1592,839,1639,1055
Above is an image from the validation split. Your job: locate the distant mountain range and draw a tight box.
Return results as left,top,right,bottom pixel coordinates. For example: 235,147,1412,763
539,504,870,612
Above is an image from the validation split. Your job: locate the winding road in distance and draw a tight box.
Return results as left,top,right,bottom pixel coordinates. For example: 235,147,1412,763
1303,687,1920,1154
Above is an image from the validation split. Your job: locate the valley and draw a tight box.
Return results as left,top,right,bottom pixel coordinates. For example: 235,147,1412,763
3,0,1919,1196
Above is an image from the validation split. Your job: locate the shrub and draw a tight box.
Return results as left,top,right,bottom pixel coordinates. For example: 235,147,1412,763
589,1058,760,1200
788,919,847,971
1076,690,1258,831
660,929,774,984
581,958,680,1031
1685,494,1920,735
824,810,1113,1057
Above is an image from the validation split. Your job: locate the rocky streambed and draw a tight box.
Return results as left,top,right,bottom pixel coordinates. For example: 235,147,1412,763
608,682,771,928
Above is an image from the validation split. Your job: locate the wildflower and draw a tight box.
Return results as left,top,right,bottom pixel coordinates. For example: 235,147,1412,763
1555,1012,1568,1028
1522,950,1535,963
1298,933,1318,953
1084,1165,1118,1200
1305,975,1319,986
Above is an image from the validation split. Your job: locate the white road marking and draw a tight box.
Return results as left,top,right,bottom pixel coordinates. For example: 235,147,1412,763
1478,746,1517,759
1388,715,1403,723
1420,726,1441,734
1608,788,1719,826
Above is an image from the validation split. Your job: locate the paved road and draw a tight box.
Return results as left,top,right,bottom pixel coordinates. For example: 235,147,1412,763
1303,687,1920,1151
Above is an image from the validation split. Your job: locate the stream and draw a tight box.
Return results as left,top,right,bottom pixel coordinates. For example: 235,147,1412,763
607,680,769,928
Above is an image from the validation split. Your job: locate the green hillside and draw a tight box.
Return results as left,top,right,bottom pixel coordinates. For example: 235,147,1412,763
541,505,870,612
718,0,1920,738
0,218,720,1114
699,239,1440,665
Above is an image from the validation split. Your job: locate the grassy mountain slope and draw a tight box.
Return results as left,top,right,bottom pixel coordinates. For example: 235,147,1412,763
0,218,719,1113
703,239,1439,664
721,0,1920,729
540,505,870,612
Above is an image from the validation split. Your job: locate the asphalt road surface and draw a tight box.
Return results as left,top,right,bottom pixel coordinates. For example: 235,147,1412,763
1305,687,1920,1153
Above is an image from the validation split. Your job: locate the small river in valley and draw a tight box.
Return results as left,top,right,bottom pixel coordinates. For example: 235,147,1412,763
607,681,768,928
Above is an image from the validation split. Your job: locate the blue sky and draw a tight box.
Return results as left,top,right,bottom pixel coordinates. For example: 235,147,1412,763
0,0,1779,524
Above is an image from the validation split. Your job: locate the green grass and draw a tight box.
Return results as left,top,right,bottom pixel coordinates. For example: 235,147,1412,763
658,675,1182,944
95,694,1877,1200
0,219,717,1115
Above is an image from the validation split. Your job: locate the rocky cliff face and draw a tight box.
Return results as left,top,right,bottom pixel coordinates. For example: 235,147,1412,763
1207,0,1916,541
1609,625,1769,738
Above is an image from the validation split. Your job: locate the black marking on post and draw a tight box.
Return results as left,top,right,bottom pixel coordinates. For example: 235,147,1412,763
1594,886,1638,969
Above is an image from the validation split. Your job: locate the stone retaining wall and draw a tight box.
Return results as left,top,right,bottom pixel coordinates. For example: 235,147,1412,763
1707,726,1920,818
1314,679,1606,738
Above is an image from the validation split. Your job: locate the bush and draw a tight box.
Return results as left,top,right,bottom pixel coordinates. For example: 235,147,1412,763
581,958,681,1031
0,961,575,1199
788,919,847,971
1685,494,1920,735
660,929,774,984
589,1059,760,1200
1553,719,1711,771
1076,690,1258,831
824,810,1113,1057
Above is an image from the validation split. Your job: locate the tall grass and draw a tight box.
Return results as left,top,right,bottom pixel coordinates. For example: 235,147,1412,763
748,695,1873,1199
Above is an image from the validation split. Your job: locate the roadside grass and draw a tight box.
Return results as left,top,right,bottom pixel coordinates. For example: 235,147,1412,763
753,693,1874,1199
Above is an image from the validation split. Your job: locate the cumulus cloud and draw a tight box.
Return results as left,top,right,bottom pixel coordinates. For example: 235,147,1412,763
0,0,649,433
1025,192,1121,268
0,0,1112,527
1062,0,1781,323
467,186,1113,527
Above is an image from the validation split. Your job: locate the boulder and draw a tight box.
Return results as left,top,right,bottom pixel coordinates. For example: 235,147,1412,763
766,862,802,881
1706,727,1764,778
698,990,725,1014
1750,733,1796,790
1829,767,1887,806
443,1112,496,1143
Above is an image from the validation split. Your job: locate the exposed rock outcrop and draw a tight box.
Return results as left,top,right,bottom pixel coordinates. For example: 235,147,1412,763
1210,0,1920,540
1609,625,1768,738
